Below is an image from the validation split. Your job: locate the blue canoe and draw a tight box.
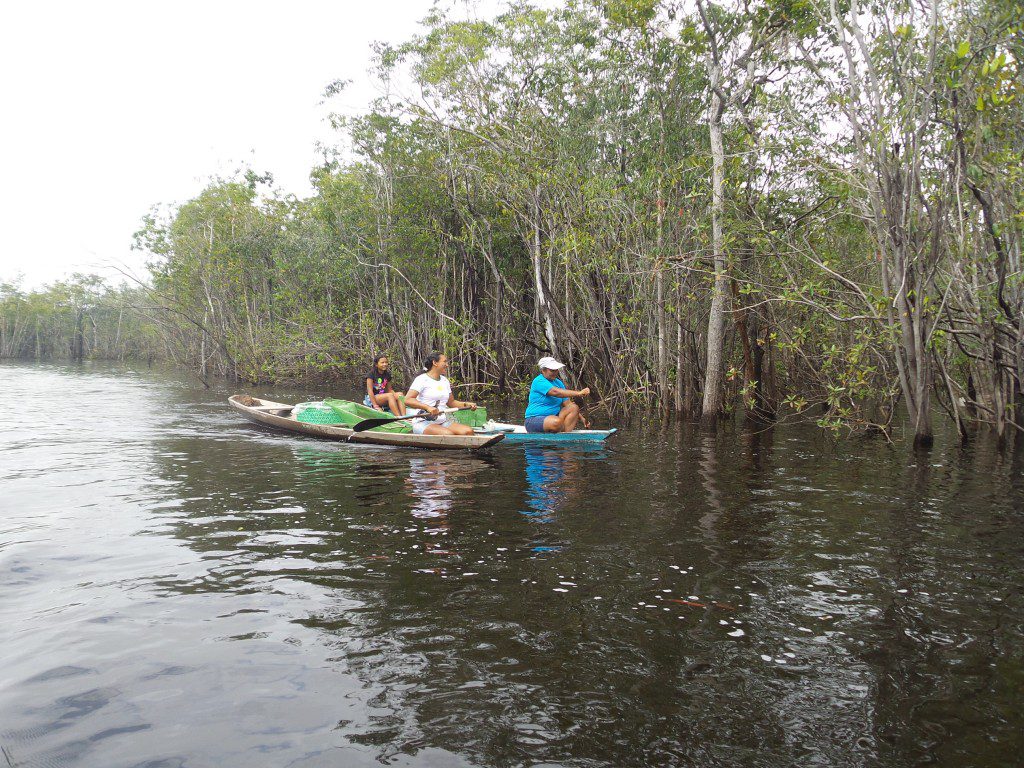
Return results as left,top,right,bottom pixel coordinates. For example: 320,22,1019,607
475,420,617,443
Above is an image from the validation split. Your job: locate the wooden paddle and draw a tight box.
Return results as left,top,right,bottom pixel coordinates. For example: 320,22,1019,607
351,407,468,433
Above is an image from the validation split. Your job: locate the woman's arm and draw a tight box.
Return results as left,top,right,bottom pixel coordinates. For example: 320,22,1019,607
546,386,590,399
404,390,439,415
446,393,477,410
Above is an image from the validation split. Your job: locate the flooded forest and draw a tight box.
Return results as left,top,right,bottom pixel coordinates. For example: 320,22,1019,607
2,0,1022,445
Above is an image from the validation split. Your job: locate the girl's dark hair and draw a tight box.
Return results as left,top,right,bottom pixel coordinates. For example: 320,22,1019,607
371,354,387,370
422,350,444,372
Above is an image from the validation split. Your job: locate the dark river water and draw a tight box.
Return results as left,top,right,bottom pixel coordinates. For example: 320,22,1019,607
2,362,1022,767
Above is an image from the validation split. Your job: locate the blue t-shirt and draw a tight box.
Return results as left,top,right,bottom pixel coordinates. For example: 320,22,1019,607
525,374,566,418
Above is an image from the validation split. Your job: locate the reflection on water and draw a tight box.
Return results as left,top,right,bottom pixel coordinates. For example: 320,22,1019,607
522,446,576,521
407,456,454,520
521,445,606,555
1,362,1023,768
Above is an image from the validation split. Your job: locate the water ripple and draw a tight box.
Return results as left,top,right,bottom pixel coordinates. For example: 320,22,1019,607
1,362,1022,767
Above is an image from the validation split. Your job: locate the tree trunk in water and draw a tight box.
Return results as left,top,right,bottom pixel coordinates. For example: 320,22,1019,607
675,280,685,412
200,311,208,384
702,71,727,424
992,332,1006,444
657,266,668,411
73,309,85,362
913,355,934,448
531,186,557,356
656,181,669,410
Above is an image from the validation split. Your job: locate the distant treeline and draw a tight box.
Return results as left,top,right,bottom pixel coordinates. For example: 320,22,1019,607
0,276,159,364
6,0,1023,443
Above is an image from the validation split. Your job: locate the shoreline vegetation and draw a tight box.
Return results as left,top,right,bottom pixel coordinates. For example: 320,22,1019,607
3,0,1022,445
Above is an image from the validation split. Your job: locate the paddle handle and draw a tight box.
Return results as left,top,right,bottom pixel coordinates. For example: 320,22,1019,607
391,405,462,419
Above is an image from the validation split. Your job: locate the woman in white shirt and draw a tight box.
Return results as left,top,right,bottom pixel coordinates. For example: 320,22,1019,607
404,351,478,436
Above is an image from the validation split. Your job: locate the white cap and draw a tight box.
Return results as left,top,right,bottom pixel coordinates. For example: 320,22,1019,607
538,356,566,370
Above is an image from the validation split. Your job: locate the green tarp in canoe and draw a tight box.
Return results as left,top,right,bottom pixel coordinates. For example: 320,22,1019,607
324,399,413,433
323,399,489,432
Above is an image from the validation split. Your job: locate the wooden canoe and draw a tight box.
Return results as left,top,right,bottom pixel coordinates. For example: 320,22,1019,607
228,395,504,451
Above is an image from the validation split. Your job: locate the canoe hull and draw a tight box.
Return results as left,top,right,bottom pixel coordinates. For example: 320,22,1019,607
229,395,504,451
475,421,617,443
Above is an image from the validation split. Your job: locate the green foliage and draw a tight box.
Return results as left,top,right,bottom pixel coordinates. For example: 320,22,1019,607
602,0,659,29
12,0,1010,440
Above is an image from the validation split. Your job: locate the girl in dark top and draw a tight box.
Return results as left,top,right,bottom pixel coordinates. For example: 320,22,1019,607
364,355,406,415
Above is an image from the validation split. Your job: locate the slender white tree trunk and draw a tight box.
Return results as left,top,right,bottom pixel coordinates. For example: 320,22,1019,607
532,185,557,355
702,66,728,422
656,186,668,408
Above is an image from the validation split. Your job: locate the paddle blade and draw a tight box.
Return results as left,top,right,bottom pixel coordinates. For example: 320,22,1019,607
351,415,409,432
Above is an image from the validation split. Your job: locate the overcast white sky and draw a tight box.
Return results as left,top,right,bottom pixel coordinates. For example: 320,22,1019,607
0,0,499,289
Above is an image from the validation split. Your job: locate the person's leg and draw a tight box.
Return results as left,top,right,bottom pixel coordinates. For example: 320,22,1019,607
381,392,404,415
542,414,564,433
423,421,473,436
421,423,456,436
557,401,581,432
524,416,547,433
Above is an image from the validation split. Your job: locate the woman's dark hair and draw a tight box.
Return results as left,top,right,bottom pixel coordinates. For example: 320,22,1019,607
371,354,387,371
422,350,444,372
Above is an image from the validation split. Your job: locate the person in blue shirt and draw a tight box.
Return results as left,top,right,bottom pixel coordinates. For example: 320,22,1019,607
524,356,591,433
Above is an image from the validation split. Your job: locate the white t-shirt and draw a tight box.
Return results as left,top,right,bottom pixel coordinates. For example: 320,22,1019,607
409,373,452,412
